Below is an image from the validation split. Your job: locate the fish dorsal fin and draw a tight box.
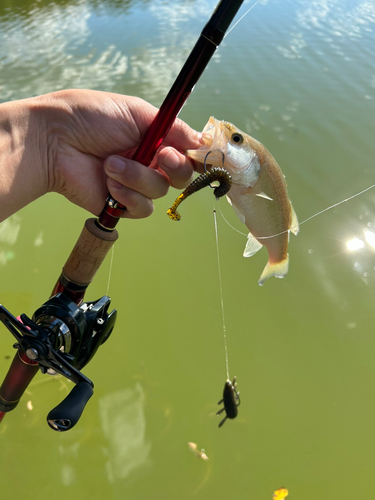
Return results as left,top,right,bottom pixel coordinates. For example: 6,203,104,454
226,195,245,223
255,191,273,201
290,203,299,235
258,254,289,286
243,232,263,257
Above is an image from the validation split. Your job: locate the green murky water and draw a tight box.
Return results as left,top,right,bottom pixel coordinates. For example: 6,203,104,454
1,0,375,498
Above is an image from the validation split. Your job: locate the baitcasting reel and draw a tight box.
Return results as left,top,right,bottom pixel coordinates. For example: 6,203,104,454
0,293,116,431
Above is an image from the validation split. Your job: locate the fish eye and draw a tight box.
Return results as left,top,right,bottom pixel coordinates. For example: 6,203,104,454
231,133,244,144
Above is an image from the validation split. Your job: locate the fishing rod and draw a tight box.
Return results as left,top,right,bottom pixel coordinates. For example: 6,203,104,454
0,0,245,431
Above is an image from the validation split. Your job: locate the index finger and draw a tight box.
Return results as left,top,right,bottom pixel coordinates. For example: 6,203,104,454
122,96,204,153
162,117,204,153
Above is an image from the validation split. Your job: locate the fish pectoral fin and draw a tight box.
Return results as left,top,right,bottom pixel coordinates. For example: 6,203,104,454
243,233,263,257
226,195,246,223
290,203,299,235
258,254,289,286
255,191,273,201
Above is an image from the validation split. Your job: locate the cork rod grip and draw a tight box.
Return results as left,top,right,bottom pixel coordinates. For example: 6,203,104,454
62,218,118,287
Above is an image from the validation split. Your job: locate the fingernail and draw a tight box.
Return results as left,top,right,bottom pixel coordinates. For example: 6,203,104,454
105,155,126,174
162,149,180,170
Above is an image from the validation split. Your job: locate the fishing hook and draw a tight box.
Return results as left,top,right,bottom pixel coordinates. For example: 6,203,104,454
204,149,228,193
203,149,225,173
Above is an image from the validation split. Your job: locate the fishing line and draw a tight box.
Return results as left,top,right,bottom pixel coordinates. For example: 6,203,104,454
218,202,248,237
213,202,230,381
292,182,375,231
225,0,262,38
218,182,375,241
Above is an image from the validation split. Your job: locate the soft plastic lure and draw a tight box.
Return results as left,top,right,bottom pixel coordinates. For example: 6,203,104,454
216,376,240,427
167,166,232,221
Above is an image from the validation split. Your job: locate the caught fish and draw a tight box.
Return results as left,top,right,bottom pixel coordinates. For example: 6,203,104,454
186,117,299,285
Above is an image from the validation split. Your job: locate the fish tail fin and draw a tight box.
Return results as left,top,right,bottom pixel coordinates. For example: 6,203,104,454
258,254,289,286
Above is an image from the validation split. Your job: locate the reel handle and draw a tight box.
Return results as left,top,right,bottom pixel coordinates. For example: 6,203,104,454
47,381,93,432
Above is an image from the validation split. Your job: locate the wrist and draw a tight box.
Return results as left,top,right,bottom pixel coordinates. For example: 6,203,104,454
0,96,50,221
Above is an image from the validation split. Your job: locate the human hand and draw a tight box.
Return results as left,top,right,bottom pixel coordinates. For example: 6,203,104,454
0,89,202,221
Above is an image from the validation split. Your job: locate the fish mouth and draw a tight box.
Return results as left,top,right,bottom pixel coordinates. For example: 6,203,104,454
185,117,227,168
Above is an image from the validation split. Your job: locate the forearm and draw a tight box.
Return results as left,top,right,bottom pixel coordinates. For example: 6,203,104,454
0,98,49,222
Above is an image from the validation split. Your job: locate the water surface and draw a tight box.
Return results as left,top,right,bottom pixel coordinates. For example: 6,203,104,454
1,1,375,499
